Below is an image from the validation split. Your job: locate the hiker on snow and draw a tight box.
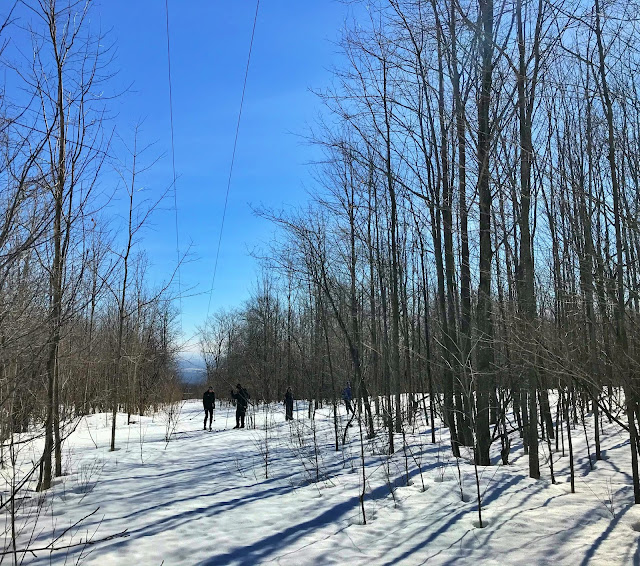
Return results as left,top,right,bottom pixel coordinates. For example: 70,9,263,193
203,386,216,430
342,382,353,415
284,386,294,421
231,383,250,428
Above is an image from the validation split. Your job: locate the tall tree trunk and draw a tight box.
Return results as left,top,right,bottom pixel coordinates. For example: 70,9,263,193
38,6,66,489
475,0,495,467
594,0,639,503
450,0,473,447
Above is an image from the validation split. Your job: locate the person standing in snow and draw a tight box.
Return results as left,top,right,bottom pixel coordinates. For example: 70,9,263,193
284,387,294,421
203,386,216,430
231,383,250,428
342,382,353,415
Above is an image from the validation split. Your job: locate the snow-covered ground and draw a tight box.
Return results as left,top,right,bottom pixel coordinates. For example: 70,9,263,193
4,396,640,565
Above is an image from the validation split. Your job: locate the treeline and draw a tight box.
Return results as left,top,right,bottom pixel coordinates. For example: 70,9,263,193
0,1,180,493
201,0,640,503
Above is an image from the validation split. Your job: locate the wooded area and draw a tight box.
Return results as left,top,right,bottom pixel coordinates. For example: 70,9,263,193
2,0,640,560
200,0,640,504
0,0,181,506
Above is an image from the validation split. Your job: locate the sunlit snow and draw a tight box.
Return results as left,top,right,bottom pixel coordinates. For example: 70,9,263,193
6,398,640,565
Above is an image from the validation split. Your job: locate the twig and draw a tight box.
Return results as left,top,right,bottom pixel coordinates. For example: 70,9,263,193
0,528,129,557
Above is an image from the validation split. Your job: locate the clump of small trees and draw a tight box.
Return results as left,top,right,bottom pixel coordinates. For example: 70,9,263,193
0,1,182,556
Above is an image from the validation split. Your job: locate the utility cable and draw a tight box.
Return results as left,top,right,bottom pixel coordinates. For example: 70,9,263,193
206,0,261,317
165,0,183,331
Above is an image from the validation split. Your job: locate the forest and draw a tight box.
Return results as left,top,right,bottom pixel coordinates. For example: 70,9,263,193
202,0,640,500
1,0,640,562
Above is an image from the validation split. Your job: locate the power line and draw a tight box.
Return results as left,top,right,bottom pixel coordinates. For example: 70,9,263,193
165,0,183,331
206,0,261,318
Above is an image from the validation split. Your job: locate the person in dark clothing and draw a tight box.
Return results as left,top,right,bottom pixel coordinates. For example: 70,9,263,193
284,387,294,421
203,386,216,430
342,381,353,415
231,383,250,428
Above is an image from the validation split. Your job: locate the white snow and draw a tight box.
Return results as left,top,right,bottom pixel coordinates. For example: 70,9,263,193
4,397,640,565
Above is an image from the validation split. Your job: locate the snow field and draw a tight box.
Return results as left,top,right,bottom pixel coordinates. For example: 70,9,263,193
3,396,640,565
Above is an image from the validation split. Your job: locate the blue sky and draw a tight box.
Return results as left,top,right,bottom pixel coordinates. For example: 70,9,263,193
83,1,362,350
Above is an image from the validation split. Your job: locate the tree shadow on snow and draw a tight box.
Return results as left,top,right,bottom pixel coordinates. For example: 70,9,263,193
195,465,436,566
578,501,639,566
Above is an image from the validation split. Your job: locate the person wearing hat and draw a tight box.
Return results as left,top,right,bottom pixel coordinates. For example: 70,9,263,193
203,386,216,430
231,383,250,428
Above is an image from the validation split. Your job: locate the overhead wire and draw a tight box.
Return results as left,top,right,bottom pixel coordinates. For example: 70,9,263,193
206,0,261,318
164,0,183,331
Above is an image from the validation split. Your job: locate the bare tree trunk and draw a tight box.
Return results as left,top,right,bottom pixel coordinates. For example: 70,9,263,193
475,0,495,467
593,0,639,503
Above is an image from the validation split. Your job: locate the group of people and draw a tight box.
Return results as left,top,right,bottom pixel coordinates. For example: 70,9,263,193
202,383,250,430
202,381,355,430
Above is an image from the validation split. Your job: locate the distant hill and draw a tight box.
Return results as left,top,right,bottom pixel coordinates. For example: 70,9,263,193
177,354,207,384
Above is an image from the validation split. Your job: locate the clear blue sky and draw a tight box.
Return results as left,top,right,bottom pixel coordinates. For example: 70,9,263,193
86,1,362,350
